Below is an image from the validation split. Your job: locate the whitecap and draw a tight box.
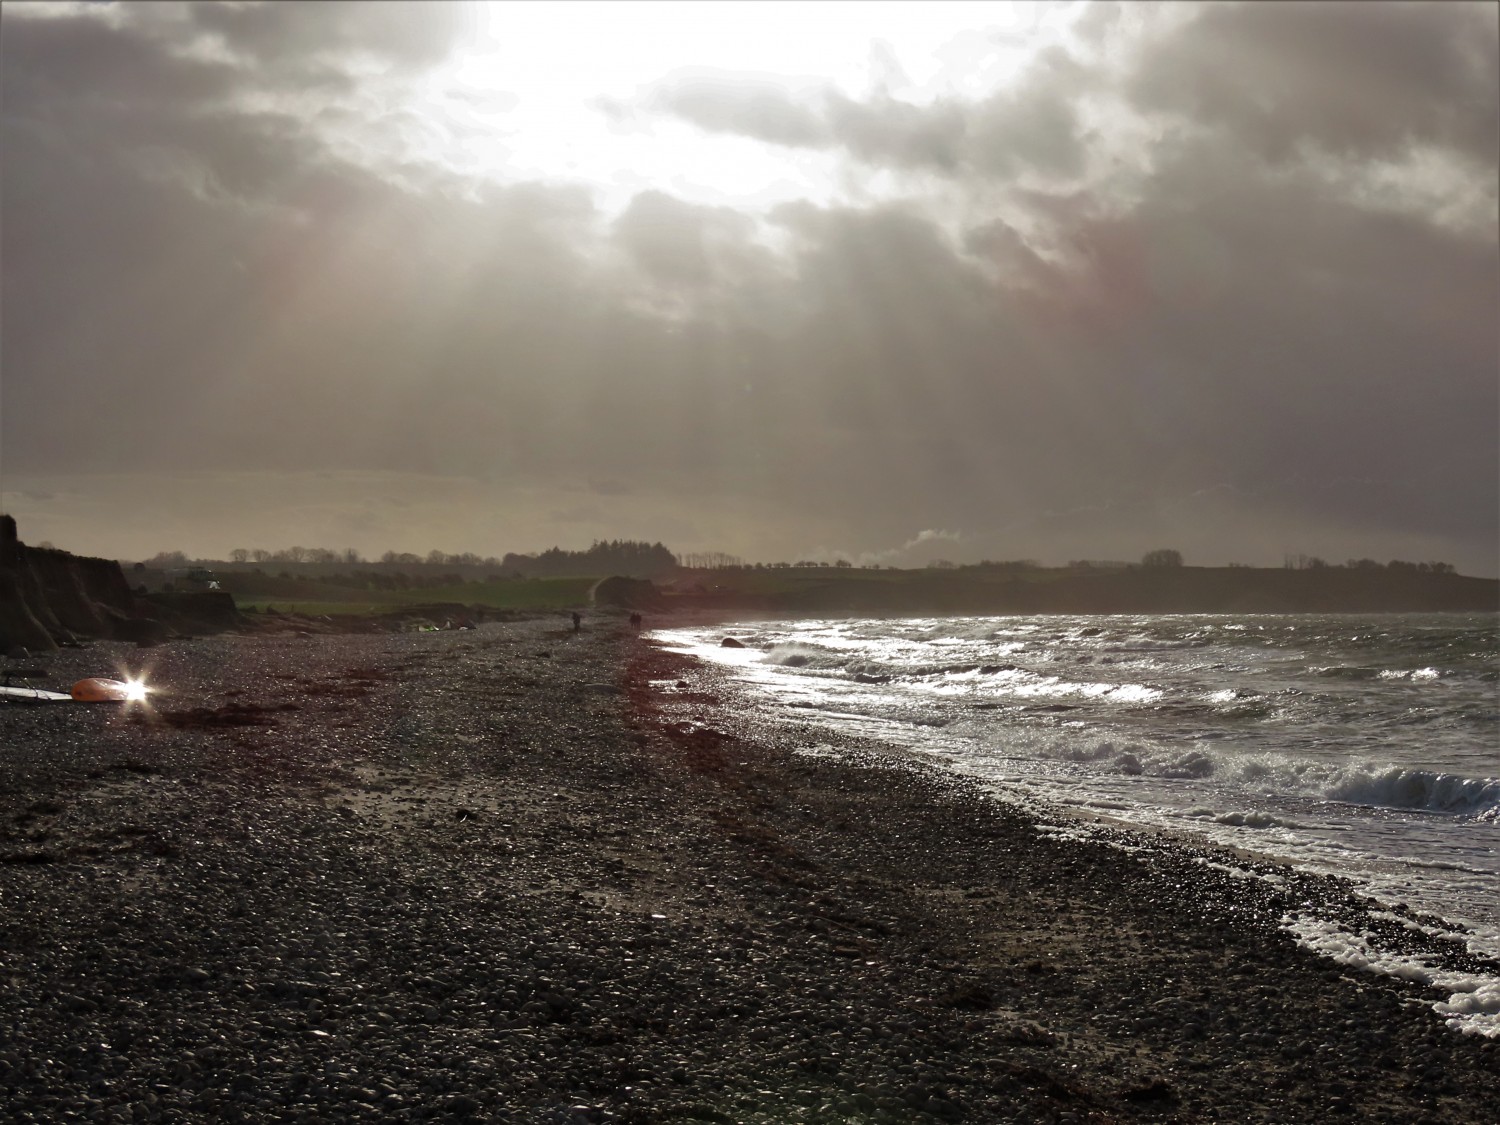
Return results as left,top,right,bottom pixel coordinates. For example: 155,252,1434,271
1213,810,1298,829
1325,767,1500,816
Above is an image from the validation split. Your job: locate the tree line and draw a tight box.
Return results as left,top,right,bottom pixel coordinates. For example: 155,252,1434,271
500,540,678,578
142,543,1459,578
146,539,680,579
1284,554,1455,573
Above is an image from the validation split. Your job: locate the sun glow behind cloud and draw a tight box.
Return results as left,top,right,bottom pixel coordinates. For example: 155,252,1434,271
3,1,1494,572
405,0,1078,213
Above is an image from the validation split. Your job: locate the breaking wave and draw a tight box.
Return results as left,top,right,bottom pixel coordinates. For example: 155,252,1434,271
1324,767,1500,817
761,642,847,670
1030,739,1499,818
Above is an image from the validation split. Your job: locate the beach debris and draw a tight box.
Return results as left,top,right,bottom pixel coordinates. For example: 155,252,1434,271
71,677,149,703
721,637,746,648
0,684,71,704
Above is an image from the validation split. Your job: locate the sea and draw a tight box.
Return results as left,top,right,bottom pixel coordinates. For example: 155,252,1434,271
653,612,1500,1036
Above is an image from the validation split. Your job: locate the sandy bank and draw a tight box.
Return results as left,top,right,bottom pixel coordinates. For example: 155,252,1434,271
1,618,1495,1122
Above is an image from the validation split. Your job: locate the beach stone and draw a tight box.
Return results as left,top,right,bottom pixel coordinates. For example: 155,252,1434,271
0,618,1494,1125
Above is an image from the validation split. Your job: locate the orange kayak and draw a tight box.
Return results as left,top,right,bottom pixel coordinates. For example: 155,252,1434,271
71,678,146,703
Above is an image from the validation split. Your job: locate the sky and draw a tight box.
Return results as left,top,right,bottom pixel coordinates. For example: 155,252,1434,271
2,0,1496,573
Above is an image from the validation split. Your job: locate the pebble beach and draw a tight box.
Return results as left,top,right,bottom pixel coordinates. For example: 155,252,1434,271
2,616,1496,1123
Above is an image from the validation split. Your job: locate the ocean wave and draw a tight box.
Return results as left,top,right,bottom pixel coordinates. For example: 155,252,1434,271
1210,810,1298,829
1309,665,1382,680
1324,767,1500,817
761,641,847,670
1039,740,1217,779
1029,739,1499,817
1377,667,1442,681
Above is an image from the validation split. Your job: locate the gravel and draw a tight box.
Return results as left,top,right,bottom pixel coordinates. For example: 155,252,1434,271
1,616,1496,1122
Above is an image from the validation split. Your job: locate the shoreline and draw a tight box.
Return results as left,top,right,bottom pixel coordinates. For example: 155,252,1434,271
2,619,1496,1121
644,630,1500,986
652,613,1500,968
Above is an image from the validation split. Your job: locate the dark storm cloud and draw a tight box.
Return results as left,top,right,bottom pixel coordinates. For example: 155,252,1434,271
1,3,596,481
821,91,968,173
3,2,1495,571
613,191,755,290
970,138,1498,543
656,2,1496,183
189,0,476,82
1125,0,1499,167
654,48,1090,180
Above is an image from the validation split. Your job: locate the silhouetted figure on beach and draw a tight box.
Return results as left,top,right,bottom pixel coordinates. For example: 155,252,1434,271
571,611,582,632
629,613,643,629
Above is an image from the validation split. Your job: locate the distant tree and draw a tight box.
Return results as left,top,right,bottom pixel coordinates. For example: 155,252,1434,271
1141,548,1183,568
250,549,271,563
1347,558,1382,570
833,559,852,568
229,548,250,564
343,548,363,565
1286,553,1330,570
929,559,956,569
497,540,677,578
681,550,742,569
150,550,190,567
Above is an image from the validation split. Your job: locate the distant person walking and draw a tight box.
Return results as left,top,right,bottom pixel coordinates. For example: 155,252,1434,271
571,611,582,632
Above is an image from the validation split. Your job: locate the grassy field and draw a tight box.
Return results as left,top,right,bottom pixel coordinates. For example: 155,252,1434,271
235,577,598,617
225,565,1498,619
677,566,1069,598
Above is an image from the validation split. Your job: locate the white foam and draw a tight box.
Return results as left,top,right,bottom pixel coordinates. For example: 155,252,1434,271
660,612,1500,1008
1282,914,1500,1037
1378,667,1442,681
1212,810,1298,829
1027,736,1500,818
762,641,843,669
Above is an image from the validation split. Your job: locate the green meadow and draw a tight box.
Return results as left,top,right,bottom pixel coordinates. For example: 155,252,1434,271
231,577,598,617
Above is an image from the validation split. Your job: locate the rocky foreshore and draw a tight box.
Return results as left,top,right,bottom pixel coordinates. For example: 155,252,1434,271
2,617,1496,1123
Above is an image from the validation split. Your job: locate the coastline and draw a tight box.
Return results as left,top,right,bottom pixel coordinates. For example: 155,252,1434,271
2,618,1495,1122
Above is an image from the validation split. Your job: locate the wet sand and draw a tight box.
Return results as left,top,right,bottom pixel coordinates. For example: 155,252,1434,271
1,617,1495,1122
